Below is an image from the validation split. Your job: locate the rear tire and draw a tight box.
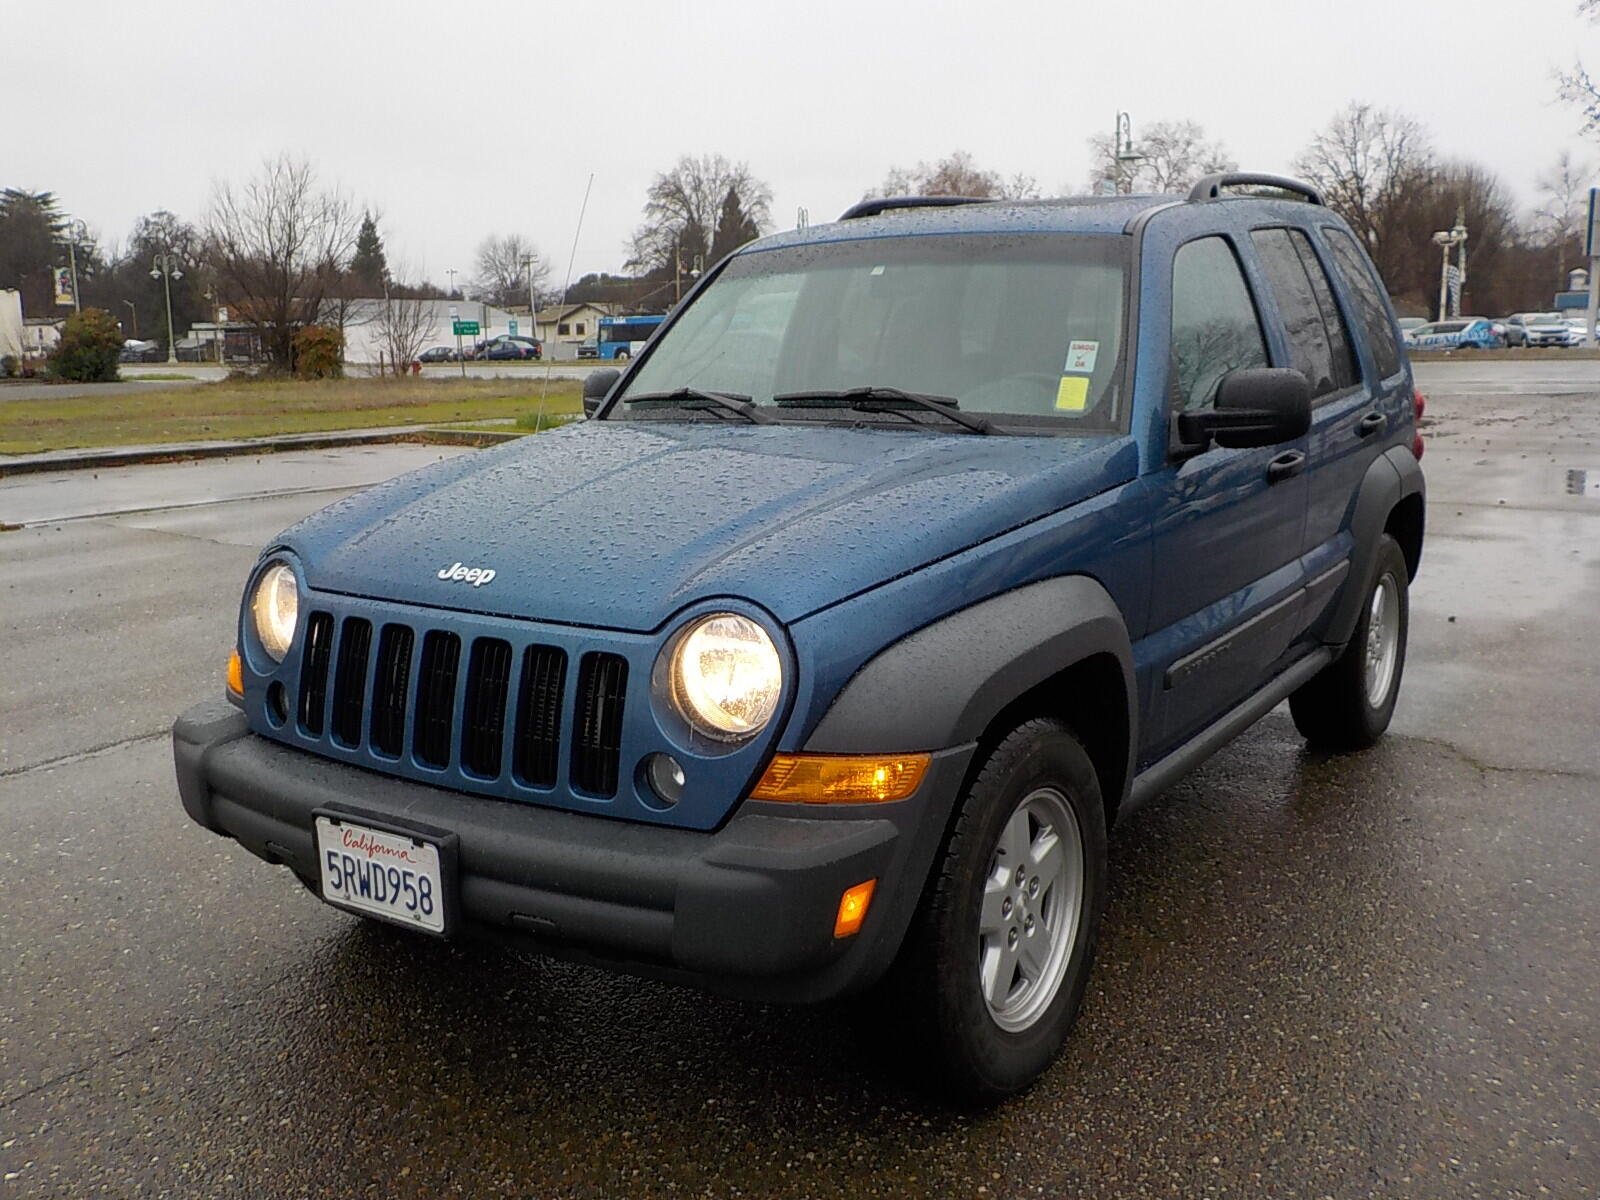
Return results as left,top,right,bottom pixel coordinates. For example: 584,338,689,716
1289,533,1409,750
885,718,1107,1102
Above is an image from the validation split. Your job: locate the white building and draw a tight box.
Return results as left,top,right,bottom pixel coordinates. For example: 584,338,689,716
334,298,523,365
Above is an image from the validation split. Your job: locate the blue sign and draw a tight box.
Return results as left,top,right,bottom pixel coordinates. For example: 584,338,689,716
509,319,519,337
1588,188,1600,258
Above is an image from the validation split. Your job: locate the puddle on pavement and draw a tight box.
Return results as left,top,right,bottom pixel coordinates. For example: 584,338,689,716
1565,469,1600,497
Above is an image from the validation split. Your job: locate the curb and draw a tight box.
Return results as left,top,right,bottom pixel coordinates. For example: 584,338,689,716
0,427,525,479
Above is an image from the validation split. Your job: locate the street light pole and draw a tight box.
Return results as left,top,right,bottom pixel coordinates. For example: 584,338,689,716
445,268,459,299
121,300,137,339
150,251,183,365
1430,223,1467,322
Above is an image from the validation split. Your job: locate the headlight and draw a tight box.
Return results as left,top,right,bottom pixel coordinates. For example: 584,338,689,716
250,562,299,661
667,613,782,740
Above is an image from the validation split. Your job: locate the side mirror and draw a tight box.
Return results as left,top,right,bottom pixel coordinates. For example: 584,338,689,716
1176,368,1311,450
582,367,621,418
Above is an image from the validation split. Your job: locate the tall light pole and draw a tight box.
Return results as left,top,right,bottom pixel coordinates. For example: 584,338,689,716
1113,112,1143,195
58,220,88,313
121,300,138,339
445,268,459,299
1431,221,1468,321
150,251,184,365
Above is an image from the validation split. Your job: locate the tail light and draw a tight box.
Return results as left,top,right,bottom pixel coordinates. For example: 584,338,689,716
1412,388,1426,460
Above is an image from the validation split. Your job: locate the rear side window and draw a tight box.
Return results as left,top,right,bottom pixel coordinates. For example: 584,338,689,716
1322,226,1402,379
1251,227,1358,399
1169,237,1269,413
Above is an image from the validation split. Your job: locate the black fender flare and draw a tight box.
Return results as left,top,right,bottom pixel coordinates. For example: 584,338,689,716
803,576,1137,809
1326,445,1425,647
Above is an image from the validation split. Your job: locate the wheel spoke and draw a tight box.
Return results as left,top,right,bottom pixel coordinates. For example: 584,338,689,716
1017,931,1050,984
1029,828,1064,897
997,808,1031,868
979,877,1011,937
980,939,1017,1009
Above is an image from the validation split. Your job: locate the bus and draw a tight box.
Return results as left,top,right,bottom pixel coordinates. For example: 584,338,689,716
596,314,665,361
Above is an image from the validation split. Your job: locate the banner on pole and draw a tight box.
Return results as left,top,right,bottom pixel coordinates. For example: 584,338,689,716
1587,188,1600,258
53,267,75,307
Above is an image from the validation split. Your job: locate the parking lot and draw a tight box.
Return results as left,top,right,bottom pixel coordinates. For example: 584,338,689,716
2,360,1597,1197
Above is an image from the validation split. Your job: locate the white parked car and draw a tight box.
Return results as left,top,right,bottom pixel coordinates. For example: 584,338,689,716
1565,317,1592,348
1515,312,1581,348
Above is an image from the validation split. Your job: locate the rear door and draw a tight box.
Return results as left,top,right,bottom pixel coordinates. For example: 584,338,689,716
1144,234,1310,759
1288,224,1410,636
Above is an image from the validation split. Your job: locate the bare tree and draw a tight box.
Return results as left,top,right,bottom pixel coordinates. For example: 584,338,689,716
1559,1,1600,138
371,287,434,376
1294,104,1435,286
1533,150,1595,276
1085,121,1235,194
627,154,773,275
203,155,360,368
870,151,1039,200
473,234,548,309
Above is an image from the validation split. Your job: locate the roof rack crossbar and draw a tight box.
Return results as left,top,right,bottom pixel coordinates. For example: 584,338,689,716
1187,173,1324,206
838,195,994,221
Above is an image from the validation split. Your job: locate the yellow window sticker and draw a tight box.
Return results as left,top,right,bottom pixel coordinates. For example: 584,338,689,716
1055,375,1090,412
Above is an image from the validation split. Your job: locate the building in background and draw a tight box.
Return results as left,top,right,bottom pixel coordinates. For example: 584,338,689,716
534,303,615,358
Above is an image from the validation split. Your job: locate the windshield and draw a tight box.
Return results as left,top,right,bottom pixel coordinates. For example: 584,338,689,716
611,233,1128,431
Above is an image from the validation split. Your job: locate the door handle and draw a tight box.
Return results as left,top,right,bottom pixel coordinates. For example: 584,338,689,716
1267,450,1306,483
1356,411,1387,438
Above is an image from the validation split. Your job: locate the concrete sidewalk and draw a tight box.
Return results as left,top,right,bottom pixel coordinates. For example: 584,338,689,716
0,424,524,478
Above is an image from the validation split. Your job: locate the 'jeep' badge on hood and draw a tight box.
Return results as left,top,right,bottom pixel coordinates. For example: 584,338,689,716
438,562,496,587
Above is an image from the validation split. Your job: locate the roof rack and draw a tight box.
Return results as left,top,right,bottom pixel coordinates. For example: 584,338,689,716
1187,173,1324,206
838,195,993,221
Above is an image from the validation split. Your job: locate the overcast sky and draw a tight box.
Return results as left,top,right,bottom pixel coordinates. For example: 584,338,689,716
8,0,1596,290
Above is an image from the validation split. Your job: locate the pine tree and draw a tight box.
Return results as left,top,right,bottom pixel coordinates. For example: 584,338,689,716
350,212,389,294
709,186,761,266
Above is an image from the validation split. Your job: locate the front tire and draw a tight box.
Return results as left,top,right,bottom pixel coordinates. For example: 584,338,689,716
887,718,1107,1101
1289,533,1409,750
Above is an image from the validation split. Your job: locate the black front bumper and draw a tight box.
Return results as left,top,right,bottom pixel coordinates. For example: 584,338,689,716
173,700,972,1003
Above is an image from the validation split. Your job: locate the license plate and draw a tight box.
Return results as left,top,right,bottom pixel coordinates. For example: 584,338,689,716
315,815,446,933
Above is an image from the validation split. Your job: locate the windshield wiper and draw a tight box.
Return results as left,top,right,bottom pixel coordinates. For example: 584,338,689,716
622,388,774,425
773,387,994,434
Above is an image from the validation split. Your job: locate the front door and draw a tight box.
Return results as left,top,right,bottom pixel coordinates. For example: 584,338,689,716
1143,234,1310,762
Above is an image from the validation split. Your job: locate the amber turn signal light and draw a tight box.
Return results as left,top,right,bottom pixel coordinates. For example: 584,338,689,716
750,753,930,804
226,648,244,698
834,879,877,938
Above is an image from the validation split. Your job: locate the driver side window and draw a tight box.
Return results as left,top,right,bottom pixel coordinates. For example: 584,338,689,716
1170,236,1269,413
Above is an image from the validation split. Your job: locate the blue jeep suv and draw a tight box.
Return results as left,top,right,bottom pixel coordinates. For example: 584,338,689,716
174,173,1425,1099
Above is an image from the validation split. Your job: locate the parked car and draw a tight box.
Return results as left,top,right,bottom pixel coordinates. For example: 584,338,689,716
119,339,163,362
1396,317,1427,337
576,338,599,359
474,335,543,361
1566,317,1592,347
1517,312,1581,348
1406,318,1503,350
418,345,461,363
174,173,1424,1100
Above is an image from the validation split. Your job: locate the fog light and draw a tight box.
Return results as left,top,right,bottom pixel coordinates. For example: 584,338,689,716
266,681,288,726
643,752,686,807
834,879,877,939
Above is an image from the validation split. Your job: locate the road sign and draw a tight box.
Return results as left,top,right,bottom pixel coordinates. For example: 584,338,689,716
1588,188,1600,258
508,319,519,336
452,320,479,337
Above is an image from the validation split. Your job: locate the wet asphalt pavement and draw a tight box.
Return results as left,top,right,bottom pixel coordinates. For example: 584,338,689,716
2,362,1598,1198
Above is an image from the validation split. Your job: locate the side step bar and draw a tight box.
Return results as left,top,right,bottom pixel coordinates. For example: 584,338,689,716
1125,647,1335,818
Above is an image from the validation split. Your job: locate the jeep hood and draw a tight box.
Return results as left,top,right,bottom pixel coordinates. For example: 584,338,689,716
277,421,1137,632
